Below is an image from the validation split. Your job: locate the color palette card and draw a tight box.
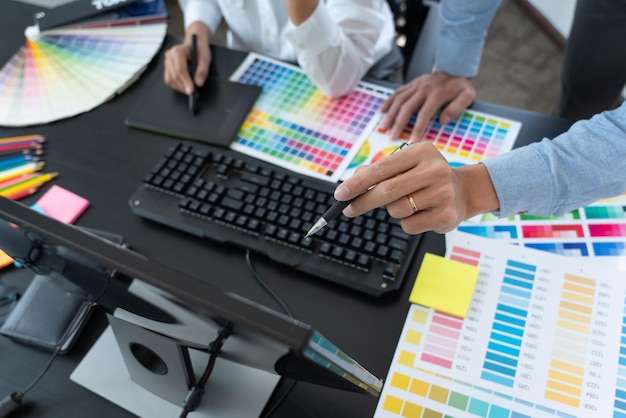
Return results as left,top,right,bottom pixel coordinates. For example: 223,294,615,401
0,0,166,127
457,193,626,269
229,53,389,183
376,230,626,418
342,108,521,179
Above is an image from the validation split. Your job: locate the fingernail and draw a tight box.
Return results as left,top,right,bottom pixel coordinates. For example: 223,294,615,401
343,205,354,217
334,183,350,200
186,86,193,95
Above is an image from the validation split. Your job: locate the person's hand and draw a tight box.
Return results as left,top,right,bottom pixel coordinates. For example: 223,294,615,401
164,22,211,95
379,72,476,143
334,142,498,235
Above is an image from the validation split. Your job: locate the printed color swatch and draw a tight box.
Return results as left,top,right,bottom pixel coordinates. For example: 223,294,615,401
230,53,389,182
376,231,626,418
343,109,521,179
458,196,626,268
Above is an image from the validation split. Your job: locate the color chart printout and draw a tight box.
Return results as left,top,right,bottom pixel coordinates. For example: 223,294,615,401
342,108,521,179
229,53,389,183
458,194,626,270
376,231,626,418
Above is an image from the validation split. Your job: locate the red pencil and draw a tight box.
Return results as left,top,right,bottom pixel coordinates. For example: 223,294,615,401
0,146,44,158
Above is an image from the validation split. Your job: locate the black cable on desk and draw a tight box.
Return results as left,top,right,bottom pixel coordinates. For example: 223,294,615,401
0,346,61,417
245,250,297,418
245,250,294,318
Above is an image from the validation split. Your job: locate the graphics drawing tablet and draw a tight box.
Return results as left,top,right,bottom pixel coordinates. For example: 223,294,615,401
126,76,261,147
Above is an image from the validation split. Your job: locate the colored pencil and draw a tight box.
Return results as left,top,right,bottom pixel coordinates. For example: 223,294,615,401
0,162,44,182
0,154,41,171
0,172,58,199
3,186,40,200
0,141,45,152
0,173,36,189
0,135,46,152
0,134,45,144
0,146,44,158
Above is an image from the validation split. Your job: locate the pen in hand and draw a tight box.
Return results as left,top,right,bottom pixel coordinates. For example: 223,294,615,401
188,34,199,115
305,141,412,238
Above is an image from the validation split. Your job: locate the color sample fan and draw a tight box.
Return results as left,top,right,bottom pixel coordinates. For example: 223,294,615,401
0,0,167,127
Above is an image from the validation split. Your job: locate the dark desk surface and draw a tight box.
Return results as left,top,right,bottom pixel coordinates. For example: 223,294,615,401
0,3,574,417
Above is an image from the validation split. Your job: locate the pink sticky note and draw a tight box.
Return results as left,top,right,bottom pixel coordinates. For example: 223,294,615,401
35,185,90,224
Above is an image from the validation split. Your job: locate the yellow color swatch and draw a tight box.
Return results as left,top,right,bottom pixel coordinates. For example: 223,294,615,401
398,350,416,367
382,394,403,414
409,252,480,318
402,402,423,417
390,372,411,390
405,329,422,345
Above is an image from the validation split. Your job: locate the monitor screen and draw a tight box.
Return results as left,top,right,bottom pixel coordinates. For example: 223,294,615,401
0,197,382,397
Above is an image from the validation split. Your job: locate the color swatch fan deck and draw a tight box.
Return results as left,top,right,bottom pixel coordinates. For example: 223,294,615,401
0,0,167,127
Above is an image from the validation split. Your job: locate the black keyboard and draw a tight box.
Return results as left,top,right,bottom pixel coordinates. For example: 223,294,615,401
129,141,422,296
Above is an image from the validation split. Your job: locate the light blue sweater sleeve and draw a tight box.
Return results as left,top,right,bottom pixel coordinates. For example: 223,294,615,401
482,102,626,217
435,0,501,77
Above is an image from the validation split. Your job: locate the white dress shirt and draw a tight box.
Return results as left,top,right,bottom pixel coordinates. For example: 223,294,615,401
180,0,396,97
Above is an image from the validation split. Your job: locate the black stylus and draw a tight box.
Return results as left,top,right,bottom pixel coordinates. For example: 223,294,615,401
305,141,411,238
189,34,199,115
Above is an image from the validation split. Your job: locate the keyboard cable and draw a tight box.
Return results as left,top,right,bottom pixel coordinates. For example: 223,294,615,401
245,249,297,417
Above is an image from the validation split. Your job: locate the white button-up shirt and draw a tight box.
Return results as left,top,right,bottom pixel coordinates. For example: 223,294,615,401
180,0,396,97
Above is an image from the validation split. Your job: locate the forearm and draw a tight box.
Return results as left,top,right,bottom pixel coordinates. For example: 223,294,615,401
286,0,319,26
284,1,387,97
184,20,211,45
181,0,222,36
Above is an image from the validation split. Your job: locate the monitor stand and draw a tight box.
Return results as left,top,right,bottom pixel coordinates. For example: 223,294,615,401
70,319,280,417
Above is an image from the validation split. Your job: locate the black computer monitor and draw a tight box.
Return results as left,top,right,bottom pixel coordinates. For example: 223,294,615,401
0,197,382,405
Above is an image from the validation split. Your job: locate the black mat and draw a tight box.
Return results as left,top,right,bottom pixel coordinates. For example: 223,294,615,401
125,75,261,147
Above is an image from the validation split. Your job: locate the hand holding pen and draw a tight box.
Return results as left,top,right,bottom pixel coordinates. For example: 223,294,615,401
305,141,411,237
163,22,210,105
316,141,477,237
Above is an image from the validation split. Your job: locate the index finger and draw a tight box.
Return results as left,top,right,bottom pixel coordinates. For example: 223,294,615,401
334,144,416,202
193,42,211,87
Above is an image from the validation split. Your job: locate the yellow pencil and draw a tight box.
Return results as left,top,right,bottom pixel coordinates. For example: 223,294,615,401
0,172,58,198
4,186,39,200
0,171,56,193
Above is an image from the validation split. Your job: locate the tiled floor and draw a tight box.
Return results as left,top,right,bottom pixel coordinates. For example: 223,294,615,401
164,0,564,116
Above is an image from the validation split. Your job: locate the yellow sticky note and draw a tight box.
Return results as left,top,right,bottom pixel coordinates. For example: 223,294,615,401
409,252,479,318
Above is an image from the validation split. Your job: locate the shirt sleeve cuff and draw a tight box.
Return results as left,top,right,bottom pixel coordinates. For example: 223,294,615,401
284,2,340,58
183,0,222,36
482,143,555,218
